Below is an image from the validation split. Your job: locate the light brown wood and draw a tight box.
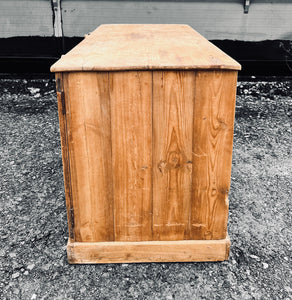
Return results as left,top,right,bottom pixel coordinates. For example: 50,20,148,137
50,24,241,72
191,70,237,240
55,73,74,240
110,71,152,241
152,71,195,240
67,235,230,264
63,72,114,242
52,25,240,263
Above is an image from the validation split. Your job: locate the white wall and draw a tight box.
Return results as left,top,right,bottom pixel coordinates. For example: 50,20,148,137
1,0,292,41
0,0,53,37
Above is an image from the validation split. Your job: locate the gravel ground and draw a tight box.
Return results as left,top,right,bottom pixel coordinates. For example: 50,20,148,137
0,77,291,299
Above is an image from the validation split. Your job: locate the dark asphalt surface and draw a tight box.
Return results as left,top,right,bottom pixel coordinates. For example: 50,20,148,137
0,77,291,299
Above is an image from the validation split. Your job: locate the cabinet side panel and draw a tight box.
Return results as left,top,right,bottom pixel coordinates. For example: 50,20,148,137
55,72,74,240
152,71,195,241
110,71,152,241
64,72,114,242
191,70,237,240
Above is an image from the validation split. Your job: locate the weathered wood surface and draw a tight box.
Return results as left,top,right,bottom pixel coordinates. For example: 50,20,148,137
110,71,153,241
55,67,238,262
191,71,237,240
67,236,230,264
63,72,114,242
57,70,237,243
50,24,241,72
55,73,74,240
152,71,194,241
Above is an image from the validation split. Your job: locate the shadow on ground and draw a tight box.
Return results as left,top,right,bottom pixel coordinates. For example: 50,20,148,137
0,78,291,299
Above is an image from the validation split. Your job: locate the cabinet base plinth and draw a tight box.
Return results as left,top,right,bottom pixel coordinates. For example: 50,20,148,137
67,236,230,264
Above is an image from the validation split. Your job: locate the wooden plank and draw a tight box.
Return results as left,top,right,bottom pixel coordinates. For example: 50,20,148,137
152,71,195,241
191,70,237,240
67,236,230,264
50,24,241,72
63,72,114,242
55,72,74,240
110,71,152,242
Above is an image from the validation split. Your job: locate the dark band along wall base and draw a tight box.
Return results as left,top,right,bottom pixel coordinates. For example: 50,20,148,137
0,37,291,75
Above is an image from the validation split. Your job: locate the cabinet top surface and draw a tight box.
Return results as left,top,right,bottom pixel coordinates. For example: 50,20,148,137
51,24,241,72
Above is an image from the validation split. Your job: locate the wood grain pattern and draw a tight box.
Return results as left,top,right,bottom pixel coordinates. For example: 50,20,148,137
110,71,152,241
67,236,230,264
63,72,114,242
153,71,195,240
191,70,237,240
52,24,240,263
50,24,241,72
55,72,74,240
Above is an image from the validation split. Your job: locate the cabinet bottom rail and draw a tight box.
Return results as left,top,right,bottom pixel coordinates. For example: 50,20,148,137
67,235,230,264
